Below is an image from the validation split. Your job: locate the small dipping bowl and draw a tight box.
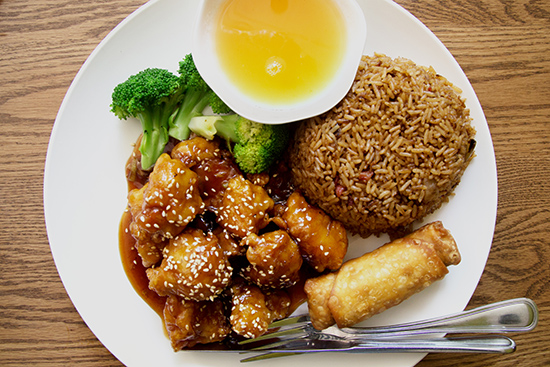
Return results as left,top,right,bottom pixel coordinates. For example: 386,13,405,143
192,0,367,124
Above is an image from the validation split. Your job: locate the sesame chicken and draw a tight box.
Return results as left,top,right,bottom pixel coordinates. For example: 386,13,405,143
213,226,246,258
193,154,241,210
172,137,240,210
121,137,352,349
171,136,219,168
147,228,233,301
247,172,270,187
264,289,292,321
163,294,230,351
217,176,274,238
127,153,204,267
241,230,302,288
127,186,165,267
230,280,270,339
282,191,348,272
229,279,290,339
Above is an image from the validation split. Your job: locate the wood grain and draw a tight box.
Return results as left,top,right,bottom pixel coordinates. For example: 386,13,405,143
1,0,549,366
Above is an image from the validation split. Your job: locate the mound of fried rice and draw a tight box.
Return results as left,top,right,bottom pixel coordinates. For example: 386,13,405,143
289,54,476,238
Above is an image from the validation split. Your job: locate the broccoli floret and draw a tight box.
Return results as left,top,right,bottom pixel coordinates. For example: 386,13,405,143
189,114,290,174
110,68,183,170
169,54,233,140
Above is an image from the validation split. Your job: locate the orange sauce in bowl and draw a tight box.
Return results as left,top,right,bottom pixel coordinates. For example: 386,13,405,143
215,0,346,105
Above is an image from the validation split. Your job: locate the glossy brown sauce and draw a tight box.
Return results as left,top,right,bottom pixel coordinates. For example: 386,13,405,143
119,210,166,317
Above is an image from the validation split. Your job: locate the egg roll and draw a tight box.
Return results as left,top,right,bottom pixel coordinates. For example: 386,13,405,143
304,221,460,329
304,272,337,330
404,220,461,266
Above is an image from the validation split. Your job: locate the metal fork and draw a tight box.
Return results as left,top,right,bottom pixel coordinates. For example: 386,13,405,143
238,298,537,362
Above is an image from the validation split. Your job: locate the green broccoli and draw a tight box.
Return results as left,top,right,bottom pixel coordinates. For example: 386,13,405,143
169,54,232,141
110,54,285,173
189,114,290,174
110,68,183,170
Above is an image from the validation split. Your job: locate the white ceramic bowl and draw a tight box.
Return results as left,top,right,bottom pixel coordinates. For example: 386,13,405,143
192,0,367,124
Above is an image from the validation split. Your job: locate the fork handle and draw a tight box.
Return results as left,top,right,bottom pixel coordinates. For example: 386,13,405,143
342,298,538,337
350,336,516,354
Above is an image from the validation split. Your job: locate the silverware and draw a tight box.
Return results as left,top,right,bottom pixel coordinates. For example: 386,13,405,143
238,298,538,362
240,336,516,362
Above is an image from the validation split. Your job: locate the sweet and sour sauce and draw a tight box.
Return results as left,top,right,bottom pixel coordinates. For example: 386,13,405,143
215,0,346,105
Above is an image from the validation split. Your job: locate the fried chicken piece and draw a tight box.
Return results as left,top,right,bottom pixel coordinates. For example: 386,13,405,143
127,186,166,267
241,230,302,288
147,228,233,301
127,153,204,267
282,191,348,272
247,172,270,187
193,155,241,210
217,176,274,238
229,279,290,339
229,281,270,339
213,226,246,258
171,136,219,168
172,137,240,209
163,294,230,351
264,289,292,321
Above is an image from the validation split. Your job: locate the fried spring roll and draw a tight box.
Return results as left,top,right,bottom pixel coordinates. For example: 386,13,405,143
304,221,460,329
404,220,461,267
304,272,337,330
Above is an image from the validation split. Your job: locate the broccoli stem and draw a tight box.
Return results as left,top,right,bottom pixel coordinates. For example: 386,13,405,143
169,90,212,141
138,104,170,170
213,114,241,143
188,114,240,143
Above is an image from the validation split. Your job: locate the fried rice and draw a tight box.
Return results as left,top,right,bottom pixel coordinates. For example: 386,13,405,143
289,53,476,238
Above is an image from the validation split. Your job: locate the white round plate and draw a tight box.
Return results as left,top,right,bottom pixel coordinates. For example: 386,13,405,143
43,0,497,366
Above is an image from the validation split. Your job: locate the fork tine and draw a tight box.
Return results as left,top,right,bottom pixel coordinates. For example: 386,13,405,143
238,324,309,345
248,336,307,351
267,314,310,329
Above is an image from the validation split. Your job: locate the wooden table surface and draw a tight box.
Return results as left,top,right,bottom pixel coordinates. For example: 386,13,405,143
1,0,549,366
